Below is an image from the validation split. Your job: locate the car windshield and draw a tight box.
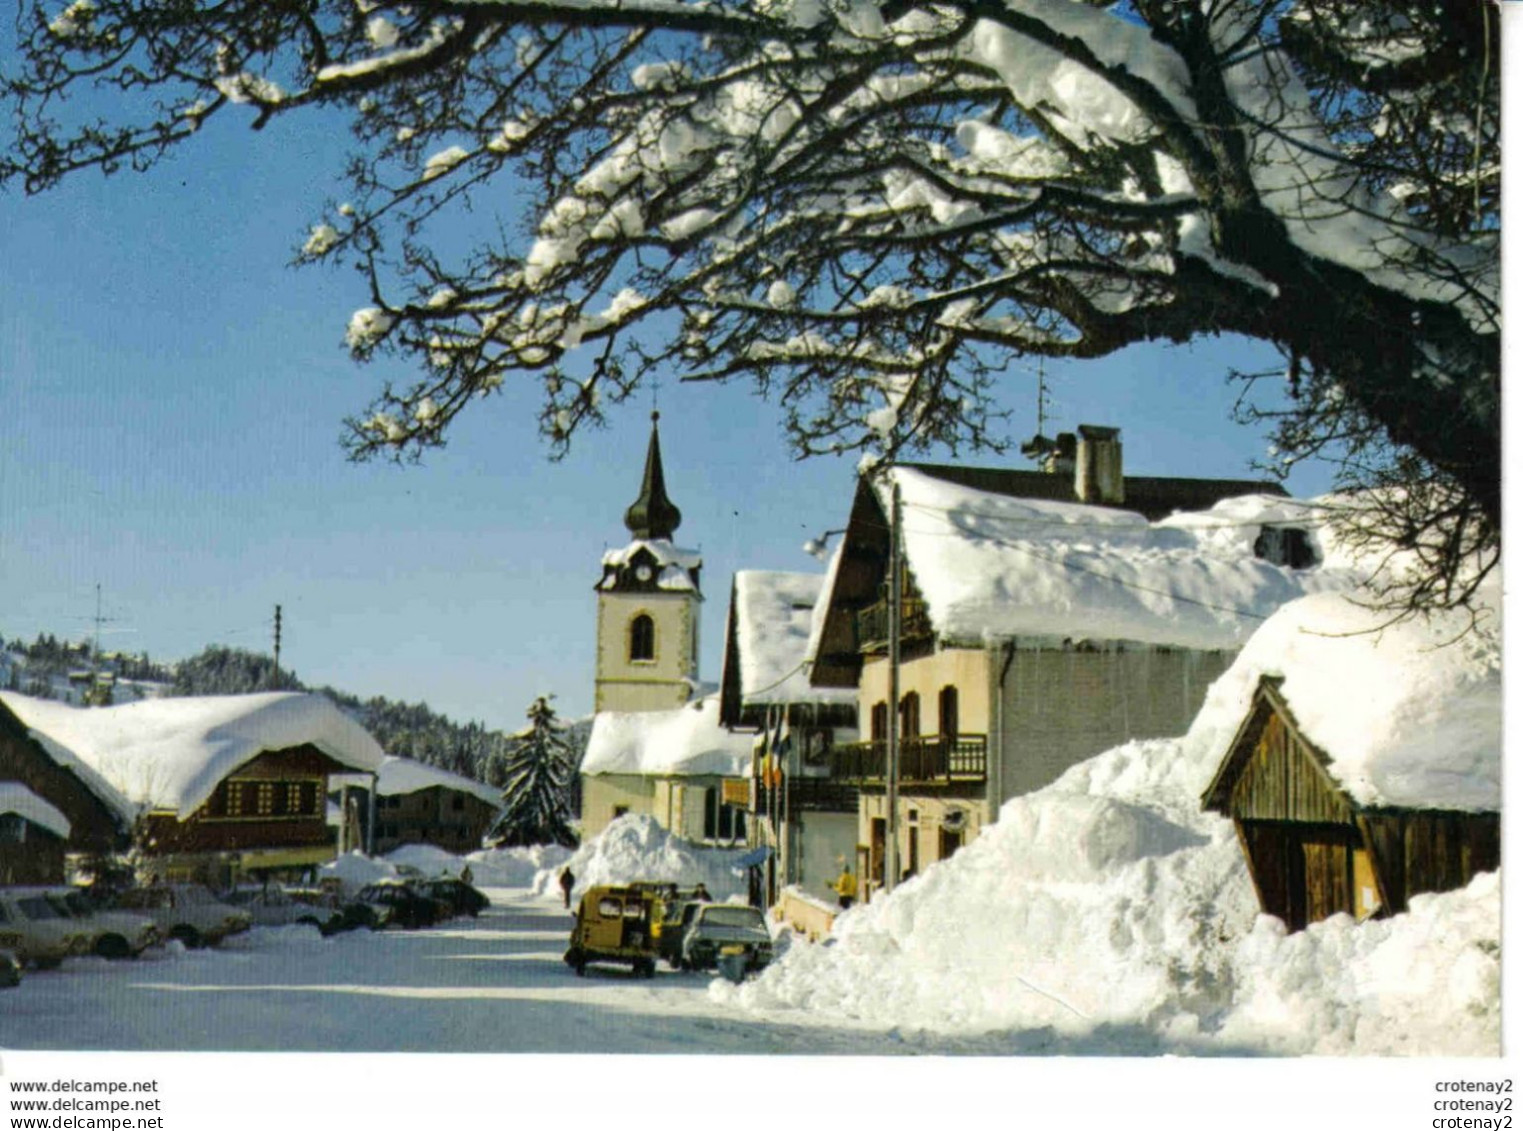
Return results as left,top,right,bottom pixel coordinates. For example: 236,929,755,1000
17,897,61,920
701,907,765,930
175,886,213,904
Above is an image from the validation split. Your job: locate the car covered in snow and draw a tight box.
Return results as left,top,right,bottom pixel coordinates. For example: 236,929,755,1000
44,886,161,959
112,884,252,949
0,888,94,967
677,903,773,974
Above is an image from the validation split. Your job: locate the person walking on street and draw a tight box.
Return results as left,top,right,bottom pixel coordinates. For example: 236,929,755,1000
832,865,857,910
559,867,576,909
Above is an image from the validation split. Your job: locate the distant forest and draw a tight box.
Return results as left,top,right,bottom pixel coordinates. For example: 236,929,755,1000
1,636,588,790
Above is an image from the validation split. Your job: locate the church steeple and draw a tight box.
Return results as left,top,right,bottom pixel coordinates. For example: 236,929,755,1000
623,411,682,541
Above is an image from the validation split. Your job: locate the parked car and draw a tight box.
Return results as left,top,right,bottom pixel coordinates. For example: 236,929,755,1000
112,884,252,949
565,885,662,978
44,887,161,959
417,878,489,919
350,880,441,929
678,903,773,974
0,888,94,968
0,949,20,988
222,886,346,936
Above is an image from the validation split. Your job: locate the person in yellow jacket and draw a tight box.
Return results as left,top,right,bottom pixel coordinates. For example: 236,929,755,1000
832,865,858,910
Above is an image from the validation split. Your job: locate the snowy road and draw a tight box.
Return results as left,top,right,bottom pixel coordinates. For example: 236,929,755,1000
0,888,979,1054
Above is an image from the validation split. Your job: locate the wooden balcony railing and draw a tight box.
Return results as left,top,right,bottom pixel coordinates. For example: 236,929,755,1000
854,596,933,652
828,734,987,786
751,775,860,816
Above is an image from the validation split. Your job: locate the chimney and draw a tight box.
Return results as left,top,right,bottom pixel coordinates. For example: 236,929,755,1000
1076,424,1124,505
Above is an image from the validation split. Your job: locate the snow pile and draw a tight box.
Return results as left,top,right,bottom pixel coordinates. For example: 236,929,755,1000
532,814,748,902
720,587,1500,1055
463,843,574,886
581,695,754,777
885,469,1359,651
320,850,398,892
729,571,855,708
1215,873,1499,1056
0,691,385,817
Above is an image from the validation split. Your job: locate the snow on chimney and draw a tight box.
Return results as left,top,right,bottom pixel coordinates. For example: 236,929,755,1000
1076,424,1123,505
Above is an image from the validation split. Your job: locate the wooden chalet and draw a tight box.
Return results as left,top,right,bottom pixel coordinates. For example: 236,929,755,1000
0,691,385,889
333,756,503,856
0,695,131,883
1203,676,1499,932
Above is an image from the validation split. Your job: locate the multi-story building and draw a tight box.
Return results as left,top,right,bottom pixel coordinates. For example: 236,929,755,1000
806,427,1348,900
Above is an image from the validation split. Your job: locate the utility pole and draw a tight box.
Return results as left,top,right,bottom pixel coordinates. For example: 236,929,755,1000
272,604,283,688
884,474,902,896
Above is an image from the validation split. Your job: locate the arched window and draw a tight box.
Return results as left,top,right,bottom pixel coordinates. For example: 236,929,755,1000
870,701,888,742
629,614,655,662
899,691,921,738
938,685,959,739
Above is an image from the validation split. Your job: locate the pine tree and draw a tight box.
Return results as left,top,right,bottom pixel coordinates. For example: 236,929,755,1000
488,696,578,849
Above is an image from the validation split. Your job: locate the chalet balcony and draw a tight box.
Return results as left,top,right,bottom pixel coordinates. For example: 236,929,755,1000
751,775,861,816
854,596,933,653
829,734,988,786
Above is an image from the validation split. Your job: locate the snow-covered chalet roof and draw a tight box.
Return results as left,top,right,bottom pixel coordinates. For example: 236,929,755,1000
729,571,855,708
881,467,1355,651
367,756,502,808
1200,583,1500,814
581,695,753,778
0,781,71,839
0,691,386,820
598,539,703,592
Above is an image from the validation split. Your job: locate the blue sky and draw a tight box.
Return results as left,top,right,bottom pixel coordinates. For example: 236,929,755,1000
0,101,1334,732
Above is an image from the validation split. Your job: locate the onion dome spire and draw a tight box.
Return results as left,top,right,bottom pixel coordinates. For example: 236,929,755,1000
623,411,682,540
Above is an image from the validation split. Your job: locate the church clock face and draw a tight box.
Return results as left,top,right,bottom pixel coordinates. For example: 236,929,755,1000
635,565,653,582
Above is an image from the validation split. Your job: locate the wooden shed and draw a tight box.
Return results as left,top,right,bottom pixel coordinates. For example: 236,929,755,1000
1203,677,1499,932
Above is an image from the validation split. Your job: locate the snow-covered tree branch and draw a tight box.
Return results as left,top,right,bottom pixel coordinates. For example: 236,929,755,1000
4,0,1499,609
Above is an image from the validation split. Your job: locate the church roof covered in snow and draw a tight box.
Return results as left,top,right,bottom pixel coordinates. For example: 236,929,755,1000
1200,583,1500,814
582,695,753,778
0,691,386,819
0,781,71,839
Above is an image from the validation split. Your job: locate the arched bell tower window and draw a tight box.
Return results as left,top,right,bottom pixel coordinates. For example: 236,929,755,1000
629,614,656,662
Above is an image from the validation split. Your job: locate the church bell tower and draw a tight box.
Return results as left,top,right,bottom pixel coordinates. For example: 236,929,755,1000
593,412,702,713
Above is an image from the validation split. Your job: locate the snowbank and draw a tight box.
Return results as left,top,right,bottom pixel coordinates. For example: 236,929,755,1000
532,814,749,902
719,685,1499,1054
320,850,398,892
320,842,575,892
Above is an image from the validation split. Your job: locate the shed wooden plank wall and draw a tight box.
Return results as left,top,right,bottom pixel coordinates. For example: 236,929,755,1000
1360,812,1500,914
1228,713,1351,825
